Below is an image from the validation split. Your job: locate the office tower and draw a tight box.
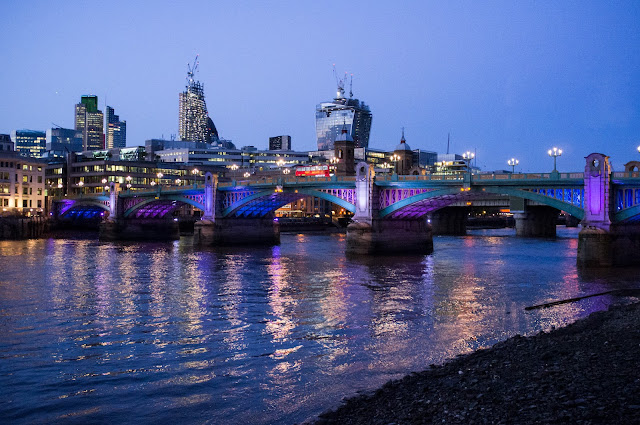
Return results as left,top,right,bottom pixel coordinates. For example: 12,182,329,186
46,127,83,155
105,106,127,149
269,135,291,151
10,130,47,157
179,56,218,143
75,95,104,151
315,73,372,151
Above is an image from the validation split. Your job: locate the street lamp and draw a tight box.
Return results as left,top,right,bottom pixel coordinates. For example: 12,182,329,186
230,164,239,180
637,145,640,154
548,147,562,172
390,154,401,174
244,172,250,178
463,151,475,172
507,158,519,173
175,178,182,186
283,168,290,175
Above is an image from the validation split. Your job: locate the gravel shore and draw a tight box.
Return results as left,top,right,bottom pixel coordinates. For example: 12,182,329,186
309,301,640,425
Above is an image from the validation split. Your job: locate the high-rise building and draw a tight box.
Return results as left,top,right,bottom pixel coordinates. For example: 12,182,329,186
10,130,47,158
46,127,83,156
105,106,127,149
315,75,372,151
179,57,218,143
75,95,104,151
269,135,291,151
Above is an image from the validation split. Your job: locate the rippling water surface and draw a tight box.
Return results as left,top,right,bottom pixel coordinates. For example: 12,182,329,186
1,228,638,424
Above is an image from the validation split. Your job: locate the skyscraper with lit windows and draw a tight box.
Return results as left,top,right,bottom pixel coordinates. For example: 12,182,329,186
105,106,127,149
315,78,372,151
75,95,104,151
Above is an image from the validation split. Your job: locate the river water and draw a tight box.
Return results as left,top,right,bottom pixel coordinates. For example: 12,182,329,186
1,228,638,424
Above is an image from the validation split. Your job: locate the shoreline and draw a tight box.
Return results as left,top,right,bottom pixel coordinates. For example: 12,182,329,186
308,301,640,424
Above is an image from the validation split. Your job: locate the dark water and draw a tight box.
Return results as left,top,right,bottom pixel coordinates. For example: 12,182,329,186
1,228,638,424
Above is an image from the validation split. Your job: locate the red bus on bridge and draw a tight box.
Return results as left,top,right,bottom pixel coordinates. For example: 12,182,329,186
295,165,331,177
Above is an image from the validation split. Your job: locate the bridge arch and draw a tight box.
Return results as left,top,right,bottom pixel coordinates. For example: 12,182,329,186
123,195,205,218
221,188,355,218
58,199,110,219
379,186,585,219
612,204,640,223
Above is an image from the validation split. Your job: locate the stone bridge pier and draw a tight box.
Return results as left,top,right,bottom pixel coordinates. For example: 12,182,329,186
513,206,558,237
577,153,640,266
193,173,280,247
346,163,433,254
430,207,468,235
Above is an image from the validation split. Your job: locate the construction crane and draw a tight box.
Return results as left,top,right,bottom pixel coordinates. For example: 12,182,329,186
187,55,199,84
349,73,354,98
332,64,347,99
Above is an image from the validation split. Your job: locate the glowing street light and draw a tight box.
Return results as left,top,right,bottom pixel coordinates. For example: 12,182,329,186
508,158,519,173
548,147,562,172
463,151,475,172
175,178,182,186
637,145,640,154
283,168,290,175
191,168,199,175
243,172,250,178
101,178,107,184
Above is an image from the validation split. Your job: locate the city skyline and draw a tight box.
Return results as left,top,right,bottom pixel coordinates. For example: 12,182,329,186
1,1,639,172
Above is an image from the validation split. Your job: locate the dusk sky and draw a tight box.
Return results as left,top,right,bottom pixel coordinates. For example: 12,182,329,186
1,1,639,172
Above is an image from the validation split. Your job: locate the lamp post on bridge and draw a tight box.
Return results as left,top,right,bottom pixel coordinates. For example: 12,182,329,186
390,153,401,174
548,147,562,172
508,158,519,174
229,164,239,183
463,151,475,173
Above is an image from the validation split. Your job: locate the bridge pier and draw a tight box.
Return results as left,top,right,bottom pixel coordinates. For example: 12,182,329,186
576,153,640,266
346,219,433,255
99,218,180,241
430,207,468,235
194,217,280,246
345,162,433,254
513,206,558,237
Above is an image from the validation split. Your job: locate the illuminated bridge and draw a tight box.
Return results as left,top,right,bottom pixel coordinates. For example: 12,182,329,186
52,153,640,265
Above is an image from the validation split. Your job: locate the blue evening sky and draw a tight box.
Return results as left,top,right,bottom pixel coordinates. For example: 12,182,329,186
1,1,639,172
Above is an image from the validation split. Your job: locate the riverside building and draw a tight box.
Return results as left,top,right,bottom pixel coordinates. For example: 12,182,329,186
0,135,45,215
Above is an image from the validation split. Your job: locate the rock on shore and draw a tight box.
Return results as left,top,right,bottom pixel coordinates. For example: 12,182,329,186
310,302,640,425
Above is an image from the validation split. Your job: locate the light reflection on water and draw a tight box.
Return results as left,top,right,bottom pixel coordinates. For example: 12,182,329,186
0,228,638,424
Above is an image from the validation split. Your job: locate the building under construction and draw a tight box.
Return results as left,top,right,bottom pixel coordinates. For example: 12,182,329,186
315,68,372,151
178,56,219,143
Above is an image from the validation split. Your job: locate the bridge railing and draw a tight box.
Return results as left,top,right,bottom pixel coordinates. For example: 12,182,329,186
613,171,640,179
473,172,583,181
218,175,357,188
